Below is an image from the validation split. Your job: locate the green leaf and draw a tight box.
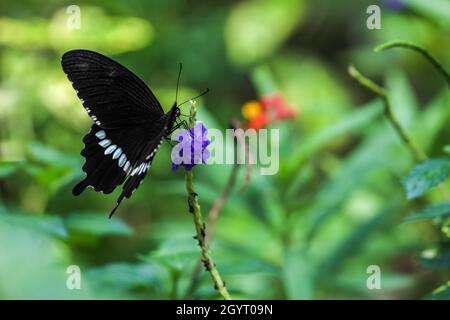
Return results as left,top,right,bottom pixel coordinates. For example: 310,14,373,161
285,99,383,174
319,205,398,277
24,142,83,193
250,64,279,95
215,240,280,276
332,273,416,294
65,212,133,237
0,216,88,298
404,203,450,222
140,237,199,273
0,212,67,239
22,163,82,195
0,160,22,177
427,282,450,300
415,91,450,150
386,68,418,129
282,248,314,299
86,263,163,292
27,142,80,167
401,158,450,199
303,129,399,242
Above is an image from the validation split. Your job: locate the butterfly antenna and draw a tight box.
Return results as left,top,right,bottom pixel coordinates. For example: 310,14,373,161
178,88,210,108
175,62,182,103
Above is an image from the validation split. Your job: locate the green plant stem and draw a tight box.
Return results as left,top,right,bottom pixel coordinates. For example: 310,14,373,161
185,164,239,298
184,103,231,300
348,65,428,162
186,118,249,298
375,40,450,88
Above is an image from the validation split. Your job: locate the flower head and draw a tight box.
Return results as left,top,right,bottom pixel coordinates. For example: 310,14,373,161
171,122,210,171
242,92,297,130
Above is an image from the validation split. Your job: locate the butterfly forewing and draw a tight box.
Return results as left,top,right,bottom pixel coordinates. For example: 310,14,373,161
61,49,164,129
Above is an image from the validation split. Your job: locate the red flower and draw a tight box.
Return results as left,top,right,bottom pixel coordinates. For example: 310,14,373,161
242,92,297,129
247,113,269,130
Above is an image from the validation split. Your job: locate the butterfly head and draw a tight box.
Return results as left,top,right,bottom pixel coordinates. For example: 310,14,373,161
171,102,181,117
174,103,181,115
166,103,182,134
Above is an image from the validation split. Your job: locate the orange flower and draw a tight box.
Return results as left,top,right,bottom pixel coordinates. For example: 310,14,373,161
247,113,269,130
242,92,297,129
242,101,263,119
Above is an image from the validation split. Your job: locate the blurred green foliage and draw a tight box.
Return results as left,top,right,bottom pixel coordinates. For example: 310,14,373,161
0,0,449,299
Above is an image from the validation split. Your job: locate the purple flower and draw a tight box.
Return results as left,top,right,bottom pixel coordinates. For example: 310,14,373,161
171,122,210,171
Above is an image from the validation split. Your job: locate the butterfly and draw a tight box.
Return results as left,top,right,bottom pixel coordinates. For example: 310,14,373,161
61,49,204,218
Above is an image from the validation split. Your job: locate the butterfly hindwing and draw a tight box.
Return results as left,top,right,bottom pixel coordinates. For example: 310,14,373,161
73,124,151,195
108,106,181,217
109,133,165,217
61,49,164,129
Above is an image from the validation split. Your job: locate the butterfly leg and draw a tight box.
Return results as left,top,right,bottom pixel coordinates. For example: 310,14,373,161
169,119,189,133
165,138,175,147
175,119,189,131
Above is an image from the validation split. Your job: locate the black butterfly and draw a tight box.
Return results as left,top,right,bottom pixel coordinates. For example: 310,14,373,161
61,49,201,217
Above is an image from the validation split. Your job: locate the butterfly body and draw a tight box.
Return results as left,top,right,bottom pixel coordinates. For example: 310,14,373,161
61,49,181,217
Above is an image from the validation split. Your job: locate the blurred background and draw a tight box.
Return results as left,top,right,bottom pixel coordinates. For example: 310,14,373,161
0,0,449,299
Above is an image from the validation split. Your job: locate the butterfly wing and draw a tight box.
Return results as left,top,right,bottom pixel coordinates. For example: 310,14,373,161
63,49,166,197
108,133,165,218
108,106,180,217
72,124,155,196
61,49,164,129
62,49,180,217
